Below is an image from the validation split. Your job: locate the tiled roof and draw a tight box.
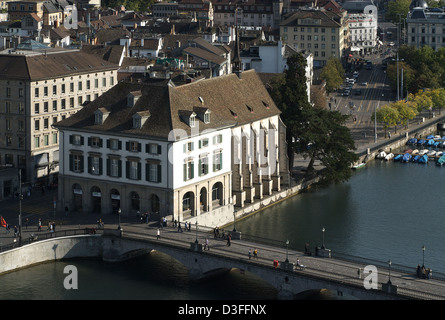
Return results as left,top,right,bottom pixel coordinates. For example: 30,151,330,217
54,70,281,140
0,50,119,81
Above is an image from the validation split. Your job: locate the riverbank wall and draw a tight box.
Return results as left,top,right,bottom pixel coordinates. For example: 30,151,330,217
356,115,445,163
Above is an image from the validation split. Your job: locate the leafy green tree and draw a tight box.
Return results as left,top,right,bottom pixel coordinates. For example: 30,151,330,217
319,57,344,93
392,100,418,129
385,0,411,24
271,53,358,184
372,105,399,137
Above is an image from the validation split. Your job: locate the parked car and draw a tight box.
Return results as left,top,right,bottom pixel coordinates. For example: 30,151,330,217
361,82,368,86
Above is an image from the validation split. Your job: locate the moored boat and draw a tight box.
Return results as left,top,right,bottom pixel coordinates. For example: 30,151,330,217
352,162,366,170
385,153,394,161
402,153,412,162
411,149,419,155
436,155,445,166
376,150,387,159
418,154,429,164
427,150,436,157
419,149,429,155
394,154,403,161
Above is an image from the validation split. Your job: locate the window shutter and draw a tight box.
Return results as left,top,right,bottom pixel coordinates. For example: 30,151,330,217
69,154,73,171
145,163,149,181
157,164,162,182
69,135,73,144
138,143,141,152
126,142,129,151
99,158,103,175
118,141,122,150
80,155,84,172
80,137,84,145
88,137,91,146
137,162,141,180
106,139,110,148
198,159,202,176
126,161,130,178
99,139,103,148
191,162,194,179
88,156,92,173
107,159,110,176
183,163,187,181
145,144,149,153
157,145,162,155
118,160,122,177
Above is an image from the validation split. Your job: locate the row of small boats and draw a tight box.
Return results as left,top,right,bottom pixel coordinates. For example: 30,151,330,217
376,148,445,165
406,135,445,148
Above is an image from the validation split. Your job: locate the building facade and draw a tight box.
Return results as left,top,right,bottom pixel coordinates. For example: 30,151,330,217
0,49,119,186
280,8,350,67
407,5,445,50
55,70,289,226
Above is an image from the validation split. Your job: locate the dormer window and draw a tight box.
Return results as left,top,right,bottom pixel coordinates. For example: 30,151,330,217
127,91,142,107
94,108,110,125
193,107,210,124
190,114,196,127
95,113,102,124
203,110,210,124
132,111,151,129
178,110,197,128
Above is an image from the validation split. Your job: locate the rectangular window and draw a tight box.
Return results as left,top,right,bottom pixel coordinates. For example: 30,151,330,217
213,134,223,145
108,139,121,150
70,134,83,146
127,141,141,152
35,119,40,131
35,87,39,98
183,159,194,181
127,160,140,180
88,137,103,148
199,156,208,176
146,162,162,182
88,156,102,175
213,151,222,171
70,153,84,172
44,102,48,112
147,143,161,154
183,142,194,153
108,158,121,177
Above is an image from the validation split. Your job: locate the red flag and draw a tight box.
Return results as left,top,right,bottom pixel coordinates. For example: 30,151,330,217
0,216,6,228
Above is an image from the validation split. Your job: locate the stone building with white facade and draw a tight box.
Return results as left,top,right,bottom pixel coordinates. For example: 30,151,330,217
0,48,119,185
54,70,289,226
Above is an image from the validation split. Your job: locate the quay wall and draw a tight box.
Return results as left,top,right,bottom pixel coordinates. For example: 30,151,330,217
357,116,445,163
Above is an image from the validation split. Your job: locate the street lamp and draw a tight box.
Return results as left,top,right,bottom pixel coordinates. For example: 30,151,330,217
118,208,121,230
18,169,22,247
233,211,236,232
388,259,392,284
285,240,289,263
422,245,425,267
321,227,325,249
195,221,198,244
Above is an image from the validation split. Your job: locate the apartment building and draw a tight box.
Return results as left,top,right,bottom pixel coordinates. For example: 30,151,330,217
280,8,350,67
0,49,119,185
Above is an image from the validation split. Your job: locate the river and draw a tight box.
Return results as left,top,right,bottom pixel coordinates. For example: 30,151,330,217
0,155,443,300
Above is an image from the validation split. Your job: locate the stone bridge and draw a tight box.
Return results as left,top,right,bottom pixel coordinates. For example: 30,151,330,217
3,227,443,300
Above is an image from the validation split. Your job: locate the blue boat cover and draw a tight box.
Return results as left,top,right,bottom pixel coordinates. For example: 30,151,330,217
418,154,429,163
402,153,411,162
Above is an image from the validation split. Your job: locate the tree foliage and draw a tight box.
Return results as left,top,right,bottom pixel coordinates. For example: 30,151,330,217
271,53,358,185
395,45,445,93
319,57,344,93
385,0,411,23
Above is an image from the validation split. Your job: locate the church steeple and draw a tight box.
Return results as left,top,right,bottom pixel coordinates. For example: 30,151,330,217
232,25,242,78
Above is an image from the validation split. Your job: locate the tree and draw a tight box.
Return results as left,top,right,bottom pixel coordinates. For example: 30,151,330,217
392,100,418,129
372,105,399,137
385,0,411,24
270,53,312,171
319,57,344,93
425,88,445,115
271,53,358,184
304,108,359,185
